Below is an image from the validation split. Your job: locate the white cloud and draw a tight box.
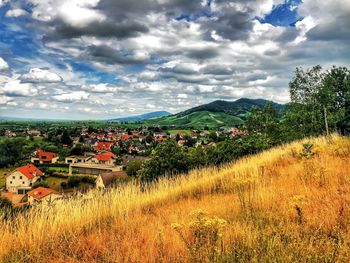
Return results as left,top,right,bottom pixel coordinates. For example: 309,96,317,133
0,80,38,97
0,57,9,71
0,0,8,8
0,95,11,105
57,0,105,28
6,8,28,17
294,16,316,44
20,68,63,83
52,91,90,102
81,83,118,93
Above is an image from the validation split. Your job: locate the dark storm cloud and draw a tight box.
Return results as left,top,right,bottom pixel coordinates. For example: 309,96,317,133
184,47,219,60
85,45,150,64
47,18,148,40
203,10,254,41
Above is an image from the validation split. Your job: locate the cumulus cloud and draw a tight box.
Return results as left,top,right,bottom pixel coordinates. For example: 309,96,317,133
0,80,38,97
52,91,90,102
81,83,118,93
0,57,9,71
0,0,8,7
6,8,28,17
0,95,11,105
20,68,63,83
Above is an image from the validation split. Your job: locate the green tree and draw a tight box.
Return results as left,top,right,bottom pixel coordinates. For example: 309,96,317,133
60,130,72,145
321,66,350,135
126,160,144,177
289,66,325,136
139,141,190,181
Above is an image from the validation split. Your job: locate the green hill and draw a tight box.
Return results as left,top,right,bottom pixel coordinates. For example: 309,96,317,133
145,98,283,128
146,111,244,128
179,98,283,118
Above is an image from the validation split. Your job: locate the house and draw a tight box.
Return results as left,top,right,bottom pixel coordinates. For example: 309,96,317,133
27,187,62,205
88,152,117,165
5,131,16,137
65,155,91,164
178,140,186,146
96,171,127,189
153,132,167,138
230,127,248,136
26,130,41,136
6,164,43,194
31,149,59,164
93,142,114,152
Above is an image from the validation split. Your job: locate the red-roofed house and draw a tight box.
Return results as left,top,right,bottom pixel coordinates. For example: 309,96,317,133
27,187,62,205
88,152,117,165
6,164,43,194
230,127,248,137
120,134,133,141
93,142,114,152
31,149,59,164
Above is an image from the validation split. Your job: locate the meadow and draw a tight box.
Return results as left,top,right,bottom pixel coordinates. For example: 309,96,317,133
1,135,350,262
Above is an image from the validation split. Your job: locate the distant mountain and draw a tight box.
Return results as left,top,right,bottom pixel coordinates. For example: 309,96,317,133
110,111,171,122
146,98,284,128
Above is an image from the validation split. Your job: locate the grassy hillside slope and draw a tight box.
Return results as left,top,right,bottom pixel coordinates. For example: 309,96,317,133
1,136,350,262
146,110,244,128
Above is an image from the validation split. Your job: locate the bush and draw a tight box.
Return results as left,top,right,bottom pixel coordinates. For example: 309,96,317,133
51,173,69,179
0,196,12,209
172,210,227,262
81,176,96,184
126,160,143,177
67,176,81,188
60,182,67,189
32,181,49,189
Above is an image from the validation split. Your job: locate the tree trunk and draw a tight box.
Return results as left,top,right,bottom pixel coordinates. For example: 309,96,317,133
323,106,330,136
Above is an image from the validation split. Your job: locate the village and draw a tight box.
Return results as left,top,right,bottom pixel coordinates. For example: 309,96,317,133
0,125,247,207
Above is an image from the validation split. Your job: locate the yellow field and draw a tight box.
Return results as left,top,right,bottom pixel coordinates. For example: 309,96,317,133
1,135,350,262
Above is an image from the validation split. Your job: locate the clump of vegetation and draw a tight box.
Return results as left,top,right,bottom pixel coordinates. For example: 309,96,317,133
172,210,227,262
32,181,49,189
299,142,315,159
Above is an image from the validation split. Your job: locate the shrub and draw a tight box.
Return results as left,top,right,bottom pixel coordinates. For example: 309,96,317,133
172,210,227,262
81,176,96,184
32,181,49,189
60,182,67,189
67,176,81,188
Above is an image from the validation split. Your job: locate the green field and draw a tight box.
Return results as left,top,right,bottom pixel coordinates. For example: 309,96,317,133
167,130,192,135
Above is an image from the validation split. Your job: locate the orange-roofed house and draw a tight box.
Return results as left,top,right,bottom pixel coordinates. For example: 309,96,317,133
27,187,62,205
31,149,59,164
6,164,43,194
88,152,117,165
93,142,114,152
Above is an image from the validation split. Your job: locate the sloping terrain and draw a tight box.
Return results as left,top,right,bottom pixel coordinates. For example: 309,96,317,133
145,98,283,128
179,98,283,117
146,110,244,128
1,135,350,262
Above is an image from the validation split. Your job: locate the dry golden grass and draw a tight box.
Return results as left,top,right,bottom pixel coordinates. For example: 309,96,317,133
1,135,350,262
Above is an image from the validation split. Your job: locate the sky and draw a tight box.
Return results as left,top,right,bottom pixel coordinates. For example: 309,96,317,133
0,0,349,120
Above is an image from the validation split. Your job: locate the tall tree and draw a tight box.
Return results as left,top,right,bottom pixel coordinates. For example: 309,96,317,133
321,66,350,135
289,66,325,136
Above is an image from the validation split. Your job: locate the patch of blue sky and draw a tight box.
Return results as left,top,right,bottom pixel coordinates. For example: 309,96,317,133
257,0,303,27
176,1,214,22
68,60,121,84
